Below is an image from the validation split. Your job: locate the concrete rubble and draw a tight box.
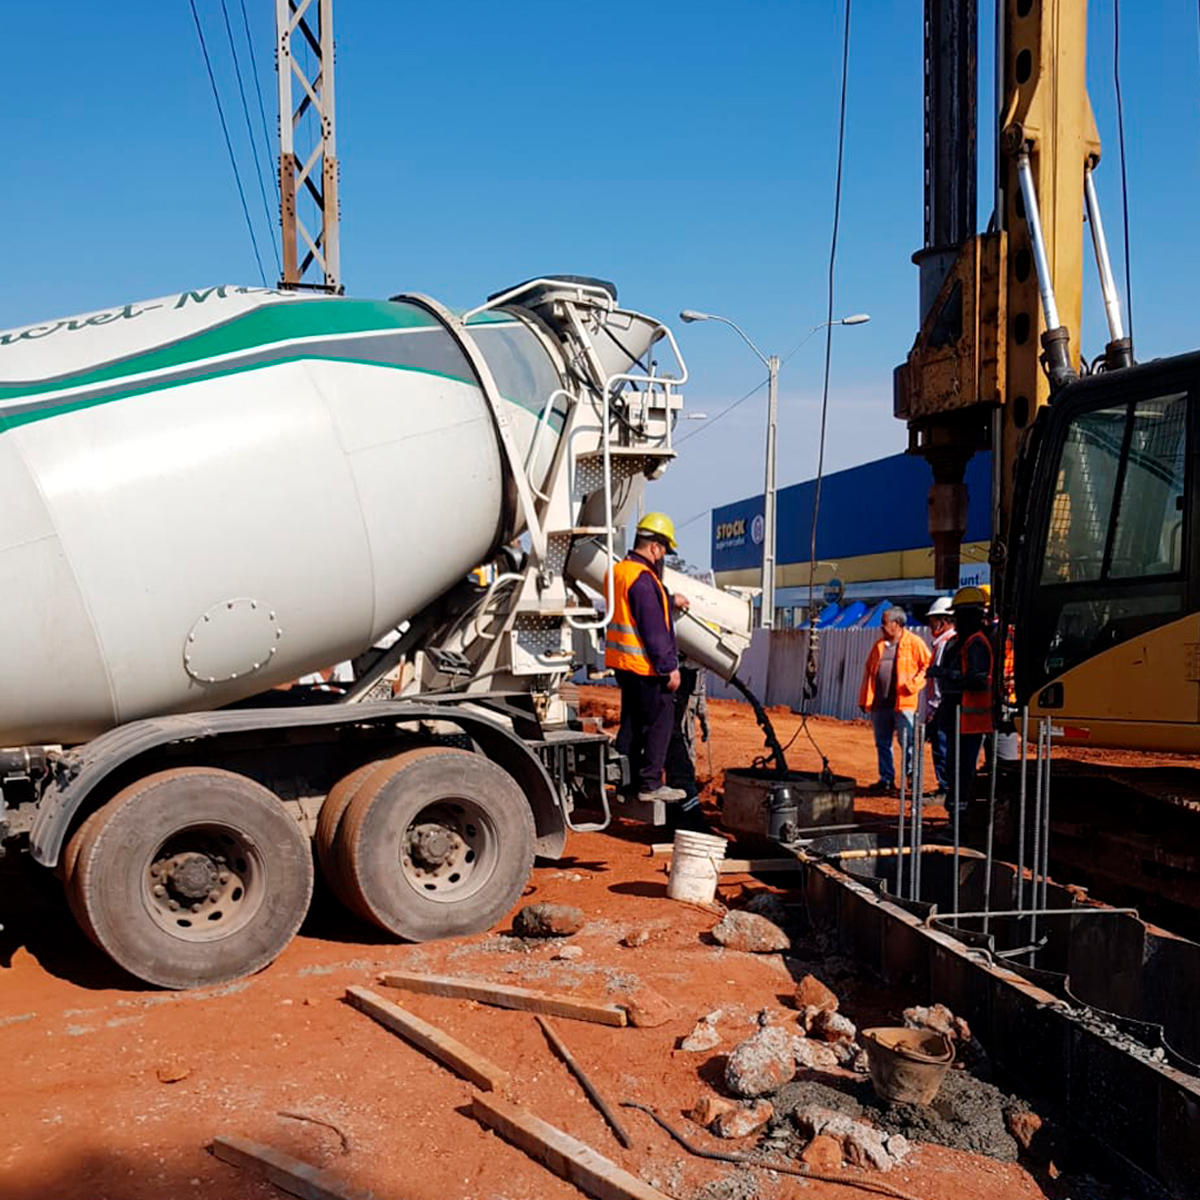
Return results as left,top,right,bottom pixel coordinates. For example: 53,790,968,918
512,902,585,938
724,1026,795,1096
710,910,790,953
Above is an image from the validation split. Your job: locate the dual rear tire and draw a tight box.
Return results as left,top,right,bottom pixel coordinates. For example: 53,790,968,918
62,749,534,988
316,747,536,942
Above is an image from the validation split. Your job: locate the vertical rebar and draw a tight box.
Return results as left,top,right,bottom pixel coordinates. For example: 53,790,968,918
983,729,999,934
1028,718,1046,962
896,719,908,897
910,723,924,902
1016,706,1029,914
952,708,961,919
1040,723,1053,912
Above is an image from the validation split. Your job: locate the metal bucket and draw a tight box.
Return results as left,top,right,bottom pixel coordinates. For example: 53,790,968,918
721,767,856,842
861,1026,954,1105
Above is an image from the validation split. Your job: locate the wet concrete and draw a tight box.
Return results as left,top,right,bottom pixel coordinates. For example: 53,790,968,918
767,1069,1021,1162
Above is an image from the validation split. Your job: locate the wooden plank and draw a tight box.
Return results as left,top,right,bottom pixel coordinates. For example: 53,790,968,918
379,971,627,1027
471,1093,671,1200
345,985,510,1092
210,1135,374,1200
658,856,803,874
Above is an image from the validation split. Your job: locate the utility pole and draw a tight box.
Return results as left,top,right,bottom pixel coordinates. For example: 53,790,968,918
276,0,341,293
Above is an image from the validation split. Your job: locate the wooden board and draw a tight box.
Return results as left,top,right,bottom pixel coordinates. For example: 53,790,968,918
657,856,803,874
379,971,627,1027
345,985,510,1092
471,1093,671,1200
211,1135,373,1200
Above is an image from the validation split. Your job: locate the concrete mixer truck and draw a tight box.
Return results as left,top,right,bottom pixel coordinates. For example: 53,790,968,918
0,276,753,988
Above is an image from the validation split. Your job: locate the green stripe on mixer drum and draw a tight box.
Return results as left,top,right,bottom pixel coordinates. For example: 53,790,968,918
0,298,443,404
0,355,558,433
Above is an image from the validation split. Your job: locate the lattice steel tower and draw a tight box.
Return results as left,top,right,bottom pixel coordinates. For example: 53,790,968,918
276,0,341,292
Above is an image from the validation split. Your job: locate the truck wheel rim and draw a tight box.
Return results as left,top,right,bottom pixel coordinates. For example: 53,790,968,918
401,800,495,903
143,826,265,942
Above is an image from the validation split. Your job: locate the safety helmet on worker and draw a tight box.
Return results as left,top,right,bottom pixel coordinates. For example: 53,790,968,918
927,596,954,619
951,584,990,611
635,512,677,551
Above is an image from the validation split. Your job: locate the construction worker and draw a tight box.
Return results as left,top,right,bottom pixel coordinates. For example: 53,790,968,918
927,586,994,814
922,595,956,800
605,513,690,803
858,606,931,795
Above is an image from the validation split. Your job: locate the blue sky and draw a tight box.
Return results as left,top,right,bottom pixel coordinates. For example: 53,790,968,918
7,1,1200,566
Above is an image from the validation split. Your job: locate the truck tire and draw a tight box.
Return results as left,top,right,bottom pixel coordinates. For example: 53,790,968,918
63,767,313,989
336,747,535,941
314,758,396,910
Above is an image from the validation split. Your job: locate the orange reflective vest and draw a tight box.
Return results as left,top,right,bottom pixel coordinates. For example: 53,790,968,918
960,631,995,734
605,558,671,676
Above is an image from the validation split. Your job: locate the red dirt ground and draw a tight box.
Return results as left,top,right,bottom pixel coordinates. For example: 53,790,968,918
0,692,1077,1200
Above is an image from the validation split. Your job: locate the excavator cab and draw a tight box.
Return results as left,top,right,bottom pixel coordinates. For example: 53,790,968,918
1008,351,1199,750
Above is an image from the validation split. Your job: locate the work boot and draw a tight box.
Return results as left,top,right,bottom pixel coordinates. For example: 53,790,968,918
637,784,687,803
862,780,893,796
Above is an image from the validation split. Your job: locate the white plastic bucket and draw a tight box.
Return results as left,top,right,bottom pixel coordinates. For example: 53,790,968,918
667,830,728,904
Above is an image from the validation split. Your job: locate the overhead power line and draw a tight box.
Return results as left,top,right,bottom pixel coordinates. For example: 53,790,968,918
239,0,280,202
219,0,281,276
188,0,268,285
806,0,853,622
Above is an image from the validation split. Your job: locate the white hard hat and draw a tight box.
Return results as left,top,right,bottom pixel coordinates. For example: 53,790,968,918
927,596,955,618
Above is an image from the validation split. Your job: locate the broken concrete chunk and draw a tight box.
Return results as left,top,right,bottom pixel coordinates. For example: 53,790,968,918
1005,1108,1043,1153
812,1009,857,1043
830,1039,863,1067
793,1105,896,1171
713,1099,774,1139
903,1002,970,1044
681,1019,723,1053
689,1093,737,1126
621,927,651,948
711,910,790,953
792,1035,840,1072
622,985,678,1028
552,945,583,961
885,1133,911,1162
800,1132,844,1170
513,903,585,938
725,1026,796,1097
793,974,838,1014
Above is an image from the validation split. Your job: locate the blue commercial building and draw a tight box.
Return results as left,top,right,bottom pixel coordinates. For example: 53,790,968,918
712,451,992,627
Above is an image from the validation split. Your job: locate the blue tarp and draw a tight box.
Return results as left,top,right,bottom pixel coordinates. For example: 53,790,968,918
815,601,841,628
859,599,893,629
830,601,868,629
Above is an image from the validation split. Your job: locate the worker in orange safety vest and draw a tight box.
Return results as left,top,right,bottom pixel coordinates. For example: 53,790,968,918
927,586,994,815
605,513,691,804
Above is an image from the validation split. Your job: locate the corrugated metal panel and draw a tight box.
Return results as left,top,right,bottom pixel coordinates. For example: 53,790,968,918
708,627,931,723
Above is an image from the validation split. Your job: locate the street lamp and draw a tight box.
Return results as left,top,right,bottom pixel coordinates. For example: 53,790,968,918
679,309,870,629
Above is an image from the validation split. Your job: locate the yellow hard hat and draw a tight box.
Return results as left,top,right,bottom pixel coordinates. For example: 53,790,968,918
951,585,989,610
636,511,677,551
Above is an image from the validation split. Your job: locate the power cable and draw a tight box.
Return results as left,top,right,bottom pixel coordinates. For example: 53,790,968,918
1113,0,1134,346
188,0,268,285
788,0,853,774
675,378,767,445
806,0,852,633
239,0,280,201
220,0,282,277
